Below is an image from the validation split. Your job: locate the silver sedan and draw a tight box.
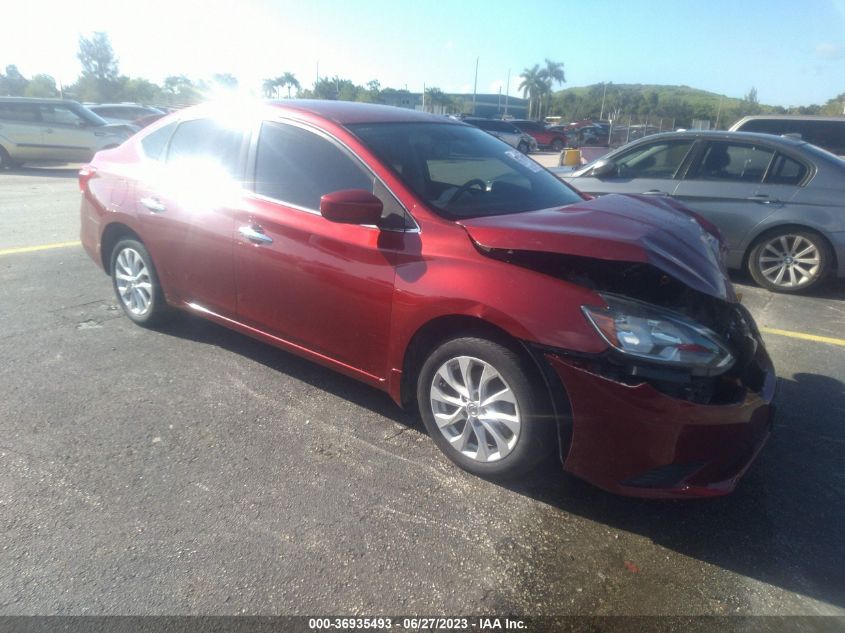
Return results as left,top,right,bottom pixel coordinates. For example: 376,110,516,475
558,130,845,293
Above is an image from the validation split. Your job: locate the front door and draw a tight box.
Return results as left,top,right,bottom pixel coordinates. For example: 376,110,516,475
234,121,401,379
573,137,695,197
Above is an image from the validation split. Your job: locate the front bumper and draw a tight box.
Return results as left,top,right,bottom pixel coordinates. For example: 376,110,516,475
546,338,776,499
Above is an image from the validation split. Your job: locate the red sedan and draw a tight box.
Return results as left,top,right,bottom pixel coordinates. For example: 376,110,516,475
79,101,775,498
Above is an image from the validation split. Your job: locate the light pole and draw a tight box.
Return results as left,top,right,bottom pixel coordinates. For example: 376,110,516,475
472,57,479,116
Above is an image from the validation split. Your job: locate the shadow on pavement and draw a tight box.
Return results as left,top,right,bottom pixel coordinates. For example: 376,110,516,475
3,166,81,178
157,314,845,609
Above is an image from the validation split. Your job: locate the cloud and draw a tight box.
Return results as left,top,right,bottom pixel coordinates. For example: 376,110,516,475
815,42,845,59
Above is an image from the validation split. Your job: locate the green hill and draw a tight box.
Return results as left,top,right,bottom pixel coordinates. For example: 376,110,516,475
548,83,773,129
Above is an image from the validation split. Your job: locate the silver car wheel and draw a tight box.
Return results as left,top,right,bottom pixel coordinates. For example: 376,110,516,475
114,247,153,316
429,355,521,463
758,234,821,288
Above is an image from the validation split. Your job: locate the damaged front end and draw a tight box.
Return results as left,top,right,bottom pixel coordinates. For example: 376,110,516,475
489,249,776,498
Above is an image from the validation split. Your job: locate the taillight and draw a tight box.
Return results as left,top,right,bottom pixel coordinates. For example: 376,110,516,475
78,165,97,192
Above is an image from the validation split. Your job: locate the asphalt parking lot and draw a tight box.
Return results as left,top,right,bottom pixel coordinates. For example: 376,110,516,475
1,167,844,618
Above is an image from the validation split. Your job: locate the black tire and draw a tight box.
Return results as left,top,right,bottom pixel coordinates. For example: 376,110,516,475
551,138,565,152
747,228,831,293
416,337,555,479
0,145,12,170
517,141,530,154
110,238,173,327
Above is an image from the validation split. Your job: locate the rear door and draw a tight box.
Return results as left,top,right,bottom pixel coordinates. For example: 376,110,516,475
134,116,244,317
36,103,98,162
0,102,42,162
570,137,694,197
672,140,784,252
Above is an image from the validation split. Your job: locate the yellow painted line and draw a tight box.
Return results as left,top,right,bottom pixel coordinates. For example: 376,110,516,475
761,327,845,348
0,241,81,256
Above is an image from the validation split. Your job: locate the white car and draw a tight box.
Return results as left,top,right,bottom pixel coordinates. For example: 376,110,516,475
0,97,132,167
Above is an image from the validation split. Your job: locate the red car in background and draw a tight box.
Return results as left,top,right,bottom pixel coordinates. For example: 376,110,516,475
510,119,568,151
79,100,775,498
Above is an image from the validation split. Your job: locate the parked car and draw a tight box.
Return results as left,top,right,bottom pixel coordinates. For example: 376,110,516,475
0,97,133,168
88,103,165,126
558,130,845,293
730,115,845,157
80,101,774,498
462,117,538,153
510,119,568,151
550,124,609,147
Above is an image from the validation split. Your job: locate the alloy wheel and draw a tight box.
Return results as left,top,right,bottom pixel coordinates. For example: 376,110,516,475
428,355,521,463
757,234,821,289
114,247,153,316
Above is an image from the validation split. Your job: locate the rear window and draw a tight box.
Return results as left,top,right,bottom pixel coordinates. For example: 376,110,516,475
765,153,808,185
736,118,845,155
140,121,177,160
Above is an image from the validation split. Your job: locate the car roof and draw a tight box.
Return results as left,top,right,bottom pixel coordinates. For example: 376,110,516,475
266,100,456,125
623,129,809,148
734,115,845,123
0,97,82,105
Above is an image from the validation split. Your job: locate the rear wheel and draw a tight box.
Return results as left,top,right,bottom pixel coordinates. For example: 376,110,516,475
517,141,530,154
416,337,554,479
110,239,173,327
551,138,565,152
748,229,831,293
0,145,13,169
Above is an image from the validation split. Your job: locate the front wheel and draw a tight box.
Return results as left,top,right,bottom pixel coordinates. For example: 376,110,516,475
110,238,173,327
517,141,530,154
416,337,554,479
748,229,831,293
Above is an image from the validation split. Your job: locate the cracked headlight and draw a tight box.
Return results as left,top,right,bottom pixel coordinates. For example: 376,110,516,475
582,294,734,375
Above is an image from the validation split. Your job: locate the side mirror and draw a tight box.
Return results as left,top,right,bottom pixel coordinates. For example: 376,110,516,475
320,189,383,225
590,159,616,178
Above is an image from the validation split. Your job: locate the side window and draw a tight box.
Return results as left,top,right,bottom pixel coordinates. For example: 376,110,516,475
255,122,373,210
255,122,410,228
140,121,177,161
687,142,774,183
614,140,694,178
38,105,86,126
166,118,243,178
765,153,808,185
0,103,38,122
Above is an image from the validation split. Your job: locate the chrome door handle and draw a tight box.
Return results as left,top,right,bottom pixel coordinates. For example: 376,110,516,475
747,195,776,204
239,225,273,244
140,196,166,213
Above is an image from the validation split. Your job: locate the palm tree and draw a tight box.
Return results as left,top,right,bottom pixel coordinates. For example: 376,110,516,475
262,78,278,99
518,65,544,120
277,72,300,99
540,59,566,120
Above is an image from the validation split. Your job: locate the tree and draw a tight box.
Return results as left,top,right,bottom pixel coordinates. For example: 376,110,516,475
162,75,202,105
539,58,566,119
424,86,449,112
24,74,58,98
262,78,279,98
118,77,162,103
0,65,29,96
276,72,300,98
76,32,120,101
212,73,239,90
518,65,545,119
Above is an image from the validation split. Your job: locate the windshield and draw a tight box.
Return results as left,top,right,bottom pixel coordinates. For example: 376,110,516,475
68,102,109,126
347,122,583,219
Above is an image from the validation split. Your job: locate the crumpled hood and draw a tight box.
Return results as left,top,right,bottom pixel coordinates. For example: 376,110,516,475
457,194,735,301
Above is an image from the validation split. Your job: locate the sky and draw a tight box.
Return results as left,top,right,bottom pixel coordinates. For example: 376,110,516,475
2,0,845,108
